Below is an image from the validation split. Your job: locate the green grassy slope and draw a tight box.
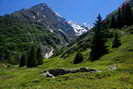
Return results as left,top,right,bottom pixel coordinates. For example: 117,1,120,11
0,27,133,89
0,15,65,64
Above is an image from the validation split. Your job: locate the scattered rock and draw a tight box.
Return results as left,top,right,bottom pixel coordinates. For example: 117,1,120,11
42,71,55,78
108,64,117,71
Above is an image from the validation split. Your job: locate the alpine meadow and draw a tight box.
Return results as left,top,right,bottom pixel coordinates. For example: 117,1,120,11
0,0,133,89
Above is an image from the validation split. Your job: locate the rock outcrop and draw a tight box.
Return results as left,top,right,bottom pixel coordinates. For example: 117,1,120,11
42,47,54,58
42,67,99,78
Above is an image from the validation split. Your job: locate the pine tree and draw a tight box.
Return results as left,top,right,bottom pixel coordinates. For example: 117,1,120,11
19,54,26,67
27,46,38,67
116,8,123,28
116,3,133,28
73,52,84,64
112,33,121,48
121,3,132,25
110,15,117,28
36,47,43,65
90,14,108,61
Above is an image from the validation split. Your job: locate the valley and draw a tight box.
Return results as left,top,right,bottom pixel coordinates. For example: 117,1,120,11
0,0,133,89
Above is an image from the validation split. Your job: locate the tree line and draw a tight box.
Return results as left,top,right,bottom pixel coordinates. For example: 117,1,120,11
109,3,133,28
19,45,43,67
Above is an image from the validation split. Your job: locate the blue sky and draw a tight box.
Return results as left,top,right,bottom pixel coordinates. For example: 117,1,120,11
0,0,123,25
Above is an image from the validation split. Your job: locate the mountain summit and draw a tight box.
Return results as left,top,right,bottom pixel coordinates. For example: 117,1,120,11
12,3,86,41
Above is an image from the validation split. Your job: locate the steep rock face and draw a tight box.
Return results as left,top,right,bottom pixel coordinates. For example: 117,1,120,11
12,3,76,41
42,46,54,58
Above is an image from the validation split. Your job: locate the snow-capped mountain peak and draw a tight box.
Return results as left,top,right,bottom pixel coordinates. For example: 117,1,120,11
68,21,89,36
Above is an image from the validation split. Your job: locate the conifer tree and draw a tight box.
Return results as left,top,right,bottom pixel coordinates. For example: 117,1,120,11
116,8,123,28
73,52,84,64
110,15,117,28
116,3,133,28
27,46,38,67
19,54,26,67
112,33,121,48
121,3,132,25
90,14,108,61
36,47,43,65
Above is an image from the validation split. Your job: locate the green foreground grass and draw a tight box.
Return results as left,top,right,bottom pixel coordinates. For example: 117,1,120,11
0,33,133,89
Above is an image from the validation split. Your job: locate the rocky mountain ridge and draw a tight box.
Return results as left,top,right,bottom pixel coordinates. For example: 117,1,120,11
11,3,88,41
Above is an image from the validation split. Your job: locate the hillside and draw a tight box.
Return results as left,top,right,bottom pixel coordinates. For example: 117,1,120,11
0,26,133,89
0,3,89,65
0,15,68,64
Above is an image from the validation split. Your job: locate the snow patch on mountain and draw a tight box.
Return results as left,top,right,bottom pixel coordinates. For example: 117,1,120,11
68,21,89,36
